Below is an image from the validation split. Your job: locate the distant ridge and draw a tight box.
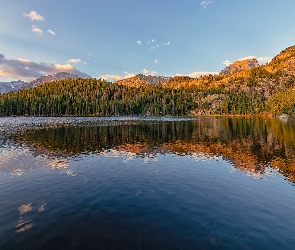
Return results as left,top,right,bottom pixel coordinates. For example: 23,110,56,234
22,72,90,89
0,80,26,94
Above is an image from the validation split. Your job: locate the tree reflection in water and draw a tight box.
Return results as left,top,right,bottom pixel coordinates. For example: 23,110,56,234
15,117,295,183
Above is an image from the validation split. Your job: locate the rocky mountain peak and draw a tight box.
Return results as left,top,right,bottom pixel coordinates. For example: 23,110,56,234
220,58,260,75
116,74,171,87
136,74,171,85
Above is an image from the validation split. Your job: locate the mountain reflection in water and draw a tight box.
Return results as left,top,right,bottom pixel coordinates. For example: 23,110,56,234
15,117,295,183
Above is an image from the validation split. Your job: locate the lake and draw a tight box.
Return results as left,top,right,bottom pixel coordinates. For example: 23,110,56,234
0,116,295,249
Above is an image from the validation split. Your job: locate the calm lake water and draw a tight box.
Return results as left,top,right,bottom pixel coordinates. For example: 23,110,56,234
1,116,295,249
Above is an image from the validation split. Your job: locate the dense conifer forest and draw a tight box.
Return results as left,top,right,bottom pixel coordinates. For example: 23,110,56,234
0,78,269,117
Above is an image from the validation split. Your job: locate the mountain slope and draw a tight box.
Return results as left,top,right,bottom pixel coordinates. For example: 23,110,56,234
0,80,26,94
22,72,90,89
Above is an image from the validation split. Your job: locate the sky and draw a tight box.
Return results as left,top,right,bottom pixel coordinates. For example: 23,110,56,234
1,0,295,82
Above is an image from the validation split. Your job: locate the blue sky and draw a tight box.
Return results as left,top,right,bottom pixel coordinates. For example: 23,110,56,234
1,0,295,81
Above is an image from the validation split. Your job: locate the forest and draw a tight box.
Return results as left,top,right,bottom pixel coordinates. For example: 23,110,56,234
0,77,271,117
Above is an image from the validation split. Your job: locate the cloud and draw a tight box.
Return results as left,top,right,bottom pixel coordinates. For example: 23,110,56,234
68,59,81,63
257,57,272,65
18,58,31,63
100,69,158,82
237,56,256,61
163,42,170,45
100,72,136,82
48,30,56,35
54,64,74,71
223,60,231,66
24,11,44,21
200,0,213,8
32,25,43,35
227,56,272,65
142,69,157,75
0,53,90,80
176,71,218,78
154,59,160,64
148,39,155,44
137,41,142,45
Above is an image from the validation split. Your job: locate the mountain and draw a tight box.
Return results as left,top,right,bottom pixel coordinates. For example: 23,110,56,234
22,72,90,89
117,74,171,87
115,59,261,89
264,45,295,75
0,72,92,94
0,80,26,94
220,58,260,75
1,45,295,117
136,74,171,84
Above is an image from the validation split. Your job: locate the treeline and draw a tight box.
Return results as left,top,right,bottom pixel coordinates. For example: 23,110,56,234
0,78,196,116
0,77,284,117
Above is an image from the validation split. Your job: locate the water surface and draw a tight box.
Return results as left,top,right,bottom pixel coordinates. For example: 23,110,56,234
1,116,295,249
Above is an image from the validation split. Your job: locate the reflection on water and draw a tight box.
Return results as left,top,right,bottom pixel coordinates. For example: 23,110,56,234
1,117,295,249
14,117,295,182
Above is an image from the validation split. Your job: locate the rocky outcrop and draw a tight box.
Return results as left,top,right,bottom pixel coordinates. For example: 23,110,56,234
220,58,260,75
116,76,150,88
136,74,171,84
116,74,171,87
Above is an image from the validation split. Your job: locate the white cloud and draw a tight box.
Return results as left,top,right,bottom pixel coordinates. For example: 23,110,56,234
237,56,256,61
200,0,213,8
176,71,218,78
32,25,43,35
18,58,31,63
24,11,44,21
154,59,160,64
100,69,158,82
137,40,142,45
225,56,272,65
48,30,56,35
100,72,136,82
163,42,170,45
88,52,92,56
83,62,87,65
143,69,157,75
148,46,157,51
68,59,81,63
257,56,272,65
148,39,155,44
223,60,231,66
54,64,74,71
